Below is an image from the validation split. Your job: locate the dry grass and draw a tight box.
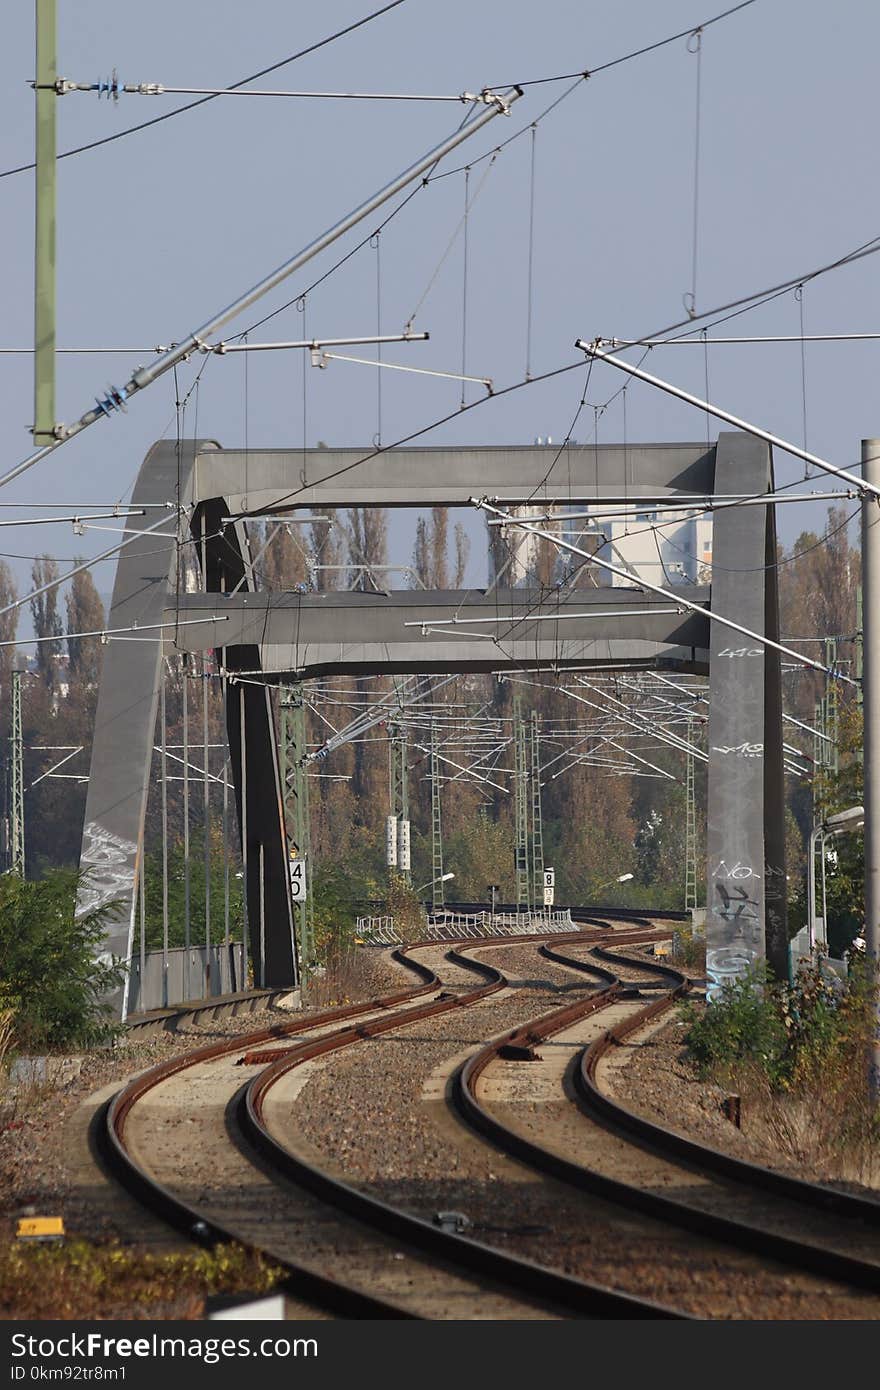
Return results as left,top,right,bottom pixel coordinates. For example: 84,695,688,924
305,948,367,1008
0,1010,14,1068
729,1054,880,1185
0,1239,284,1321
671,929,706,975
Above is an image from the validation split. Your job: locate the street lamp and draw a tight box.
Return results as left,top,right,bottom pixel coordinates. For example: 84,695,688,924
416,870,455,894
808,805,864,952
596,872,634,892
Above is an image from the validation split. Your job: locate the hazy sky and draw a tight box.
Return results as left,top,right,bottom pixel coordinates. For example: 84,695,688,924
3,1,879,634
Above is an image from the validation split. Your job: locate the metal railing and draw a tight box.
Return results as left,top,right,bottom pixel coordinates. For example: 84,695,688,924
354,908,574,945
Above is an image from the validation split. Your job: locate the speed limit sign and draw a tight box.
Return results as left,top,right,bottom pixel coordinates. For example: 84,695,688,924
289,856,307,903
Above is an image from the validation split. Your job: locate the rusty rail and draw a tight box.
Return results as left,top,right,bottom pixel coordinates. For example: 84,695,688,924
452,948,880,1295
101,926,673,1318
239,939,683,1319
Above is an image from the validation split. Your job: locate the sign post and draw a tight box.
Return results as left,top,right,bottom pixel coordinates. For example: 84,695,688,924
288,856,307,904
487,883,500,925
543,867,555,909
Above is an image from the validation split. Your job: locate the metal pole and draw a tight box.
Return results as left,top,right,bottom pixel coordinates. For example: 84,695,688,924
138,841,146,997
430,719,444,912
530,709,544,908
203,665,211,995
33,0,56,444
577,344,880,500
513,693,529,910
240,690,249,987
10,671,24,877
182,661,191,998
259,843,266,989
685,715,697,912
808,824,819,952
860,439,880,1090
160,671,169,1007
1,90,521,491
820,829,828,949
222,747,230,947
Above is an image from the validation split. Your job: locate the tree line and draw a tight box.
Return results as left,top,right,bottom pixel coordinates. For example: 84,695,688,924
0,504,862,952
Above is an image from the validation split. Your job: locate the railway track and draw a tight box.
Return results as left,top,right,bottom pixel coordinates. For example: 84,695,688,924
451,940,880,1315
100,925,681,1320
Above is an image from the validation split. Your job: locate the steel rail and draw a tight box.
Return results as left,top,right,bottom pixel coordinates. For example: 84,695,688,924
452,949,880,1296
100,943,446,1318
239,938,683,1319
102,927,665,1316
578,952,880,1226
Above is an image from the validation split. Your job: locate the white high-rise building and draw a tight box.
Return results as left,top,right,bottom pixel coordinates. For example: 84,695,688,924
559,506,713,588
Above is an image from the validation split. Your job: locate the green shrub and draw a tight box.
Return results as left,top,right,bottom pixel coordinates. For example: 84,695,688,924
682,954,878,1096
682,963,789,1086
311,860,363,967
0,869,124,1051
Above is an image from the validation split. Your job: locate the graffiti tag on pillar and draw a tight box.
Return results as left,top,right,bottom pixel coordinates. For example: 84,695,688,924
711,742,763,758
78,820,136,916
713,881,760,921
712,859,761,881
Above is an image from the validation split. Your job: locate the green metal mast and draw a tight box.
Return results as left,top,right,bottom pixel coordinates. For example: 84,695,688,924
513,693,530,909
11,670,25,877
430,719,445,911
280,687,313,975
684,714,697,911
34,0,57,444
529,708,545,908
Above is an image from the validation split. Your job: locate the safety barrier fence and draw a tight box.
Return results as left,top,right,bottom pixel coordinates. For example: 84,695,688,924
355,908,574,945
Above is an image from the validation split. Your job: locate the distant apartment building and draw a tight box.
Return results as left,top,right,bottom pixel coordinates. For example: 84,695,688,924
583,505,713,588
484,438,713,589
488,502,712,589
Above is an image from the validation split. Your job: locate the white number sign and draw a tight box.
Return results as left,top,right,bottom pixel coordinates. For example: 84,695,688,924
289,857,307,903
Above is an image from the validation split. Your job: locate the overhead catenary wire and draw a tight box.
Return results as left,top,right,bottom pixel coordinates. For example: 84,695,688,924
19,211,869,629
0,5,845,795
0,511,181,627
1,0,412,178
0,88,520,492
8,9,868,533
487,0,757,87
575,341,880,499
473,498,855,685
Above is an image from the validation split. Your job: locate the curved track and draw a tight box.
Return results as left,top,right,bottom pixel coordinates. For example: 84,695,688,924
451,940,880,1314
101,927,681,1320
